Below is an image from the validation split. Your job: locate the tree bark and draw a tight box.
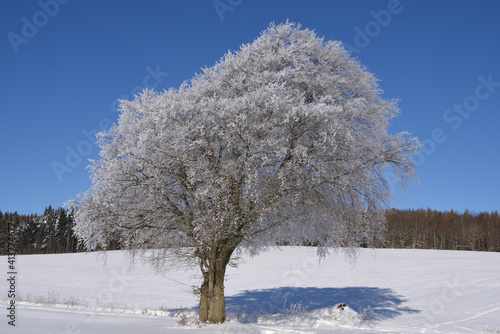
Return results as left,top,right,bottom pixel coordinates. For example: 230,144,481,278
198,245,235,323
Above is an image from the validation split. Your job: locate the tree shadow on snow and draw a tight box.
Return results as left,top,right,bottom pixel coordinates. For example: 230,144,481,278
224,286,420,323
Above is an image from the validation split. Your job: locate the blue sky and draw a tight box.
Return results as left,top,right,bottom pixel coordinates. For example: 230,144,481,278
1,0,499,215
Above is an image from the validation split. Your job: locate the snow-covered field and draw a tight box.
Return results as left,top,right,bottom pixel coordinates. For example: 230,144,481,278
1,248,500,333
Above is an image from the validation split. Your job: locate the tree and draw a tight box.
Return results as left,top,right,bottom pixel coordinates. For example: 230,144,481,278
71,22,419,323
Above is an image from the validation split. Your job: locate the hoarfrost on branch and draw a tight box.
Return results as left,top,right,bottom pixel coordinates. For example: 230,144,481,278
69,21,419,323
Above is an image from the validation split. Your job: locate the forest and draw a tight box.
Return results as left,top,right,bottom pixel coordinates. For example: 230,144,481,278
384,208,500,251
1,207,499,255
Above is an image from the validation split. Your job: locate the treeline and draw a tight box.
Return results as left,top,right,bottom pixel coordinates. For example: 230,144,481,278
2,207,499,255
0,206,83,255
385,208,500,251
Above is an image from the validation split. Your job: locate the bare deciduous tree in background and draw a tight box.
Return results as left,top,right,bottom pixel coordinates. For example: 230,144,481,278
70,22,419,323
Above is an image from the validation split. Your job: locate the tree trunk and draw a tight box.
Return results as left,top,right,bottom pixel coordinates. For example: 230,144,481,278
198,246,234,323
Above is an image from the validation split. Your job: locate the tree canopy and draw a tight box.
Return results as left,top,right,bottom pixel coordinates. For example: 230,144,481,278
71,22,420,323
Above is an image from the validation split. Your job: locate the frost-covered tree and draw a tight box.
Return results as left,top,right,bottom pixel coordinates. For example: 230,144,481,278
71,22,419,323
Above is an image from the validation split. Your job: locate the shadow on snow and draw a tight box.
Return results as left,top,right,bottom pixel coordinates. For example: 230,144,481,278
223,286,420,323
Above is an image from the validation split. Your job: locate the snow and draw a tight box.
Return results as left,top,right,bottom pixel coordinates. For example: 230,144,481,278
1,248,500,333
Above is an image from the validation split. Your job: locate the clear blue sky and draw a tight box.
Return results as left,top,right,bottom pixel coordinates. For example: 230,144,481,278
1,0,499,215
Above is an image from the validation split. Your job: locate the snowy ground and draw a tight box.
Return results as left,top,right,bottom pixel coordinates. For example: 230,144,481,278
1,248,500,333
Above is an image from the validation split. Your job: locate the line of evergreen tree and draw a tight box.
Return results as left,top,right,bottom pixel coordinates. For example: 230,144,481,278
0,206,84,255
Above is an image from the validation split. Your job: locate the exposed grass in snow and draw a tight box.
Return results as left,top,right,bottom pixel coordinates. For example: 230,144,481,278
278,300,310,318
18,290,80,307
14,291,177,319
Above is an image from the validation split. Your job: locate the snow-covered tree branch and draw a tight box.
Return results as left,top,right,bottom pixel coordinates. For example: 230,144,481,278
70,21,420,323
